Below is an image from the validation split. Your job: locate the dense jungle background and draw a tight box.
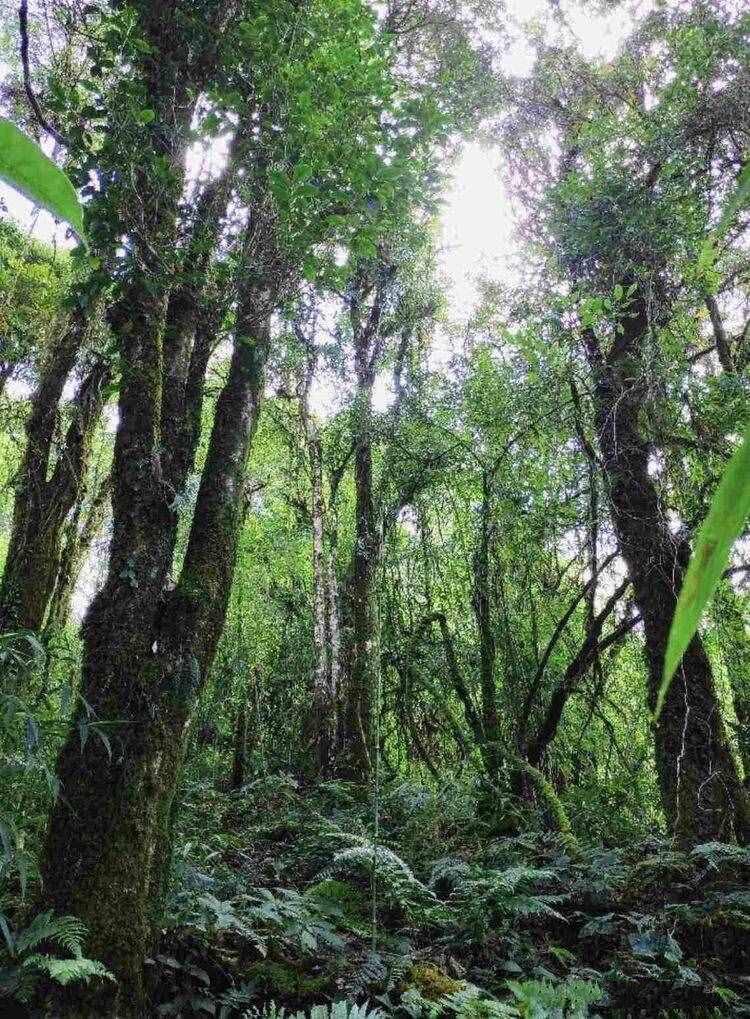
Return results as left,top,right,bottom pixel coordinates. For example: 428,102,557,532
0,0,749,1015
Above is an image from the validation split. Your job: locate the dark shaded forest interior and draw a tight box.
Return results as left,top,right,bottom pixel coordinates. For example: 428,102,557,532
0,0,749,1016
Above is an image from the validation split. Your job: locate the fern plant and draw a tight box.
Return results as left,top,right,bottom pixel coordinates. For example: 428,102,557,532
400,983,517,1019
317,830,445,924
506,978,604,1018
187,885,344,958
244,1001,384,1019
447,864,566,943
0,909,114,1003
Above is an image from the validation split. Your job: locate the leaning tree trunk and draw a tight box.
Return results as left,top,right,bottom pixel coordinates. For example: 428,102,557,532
585,292,750,845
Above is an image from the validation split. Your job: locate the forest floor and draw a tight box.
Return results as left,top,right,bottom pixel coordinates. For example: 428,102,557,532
141,774,750,1018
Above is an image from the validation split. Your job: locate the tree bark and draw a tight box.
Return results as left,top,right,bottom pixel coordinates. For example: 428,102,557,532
585,291,750,844
46,470,112,634
339,274,389,777
0,11,238,647
0,337,109,637
297,334,339,775
37,3,244,1010
472,472,501,777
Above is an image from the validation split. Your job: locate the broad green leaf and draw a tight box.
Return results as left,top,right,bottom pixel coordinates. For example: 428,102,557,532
657,419,750,717
0,118,86,243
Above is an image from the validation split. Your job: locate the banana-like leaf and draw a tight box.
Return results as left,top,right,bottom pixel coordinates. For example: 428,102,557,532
657,161,750,717
657,419,750,716
0,118,86,243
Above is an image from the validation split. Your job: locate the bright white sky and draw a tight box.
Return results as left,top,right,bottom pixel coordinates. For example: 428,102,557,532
440,0,651,320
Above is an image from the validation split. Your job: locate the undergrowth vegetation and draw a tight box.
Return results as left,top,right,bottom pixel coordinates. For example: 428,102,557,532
135,775,749,1017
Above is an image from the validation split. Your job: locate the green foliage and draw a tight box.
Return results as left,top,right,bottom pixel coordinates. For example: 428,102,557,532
2,1,750,1017
400,983,517,1018
0,220,72,386
319,833,443,923
506,978,603,1018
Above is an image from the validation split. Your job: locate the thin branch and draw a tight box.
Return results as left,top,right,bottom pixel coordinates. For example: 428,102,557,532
19,0,69,147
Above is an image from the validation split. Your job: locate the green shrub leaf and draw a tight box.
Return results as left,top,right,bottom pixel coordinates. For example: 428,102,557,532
0,119,86,243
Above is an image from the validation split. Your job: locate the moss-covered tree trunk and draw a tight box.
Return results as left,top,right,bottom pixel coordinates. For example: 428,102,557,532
40,282,272,1014
585,293,750,845
37,3,244,1010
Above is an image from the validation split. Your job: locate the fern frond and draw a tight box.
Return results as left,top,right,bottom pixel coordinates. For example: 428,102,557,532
23,953,114,987
14,911,87,957
244,1002,384,1019
321,843,438,914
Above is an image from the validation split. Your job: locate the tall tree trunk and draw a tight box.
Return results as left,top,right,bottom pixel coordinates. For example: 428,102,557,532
40,278,273,1014
341,361,379,776
585,292,750,844
0,11,236,644
308,425,338,770
297,332,339,774
472,473,501,777
326,550,342,739
37,3,244,1009
338,271,389,777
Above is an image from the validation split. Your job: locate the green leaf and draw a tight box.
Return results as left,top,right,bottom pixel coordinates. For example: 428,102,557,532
657,418,750,717
0,119,86,244
137,108,156,125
